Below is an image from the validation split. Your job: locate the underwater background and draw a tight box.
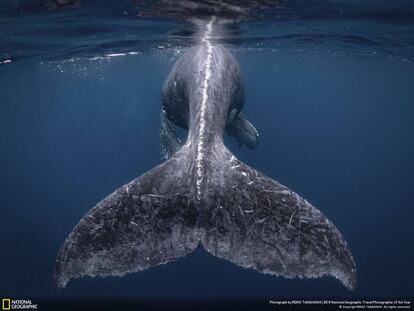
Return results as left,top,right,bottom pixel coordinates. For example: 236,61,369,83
0,0,413,306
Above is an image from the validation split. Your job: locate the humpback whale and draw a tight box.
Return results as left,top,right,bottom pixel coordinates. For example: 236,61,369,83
54,18,356,290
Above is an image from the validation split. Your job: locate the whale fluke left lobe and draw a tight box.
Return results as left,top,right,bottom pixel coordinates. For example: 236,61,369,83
54,148,199,290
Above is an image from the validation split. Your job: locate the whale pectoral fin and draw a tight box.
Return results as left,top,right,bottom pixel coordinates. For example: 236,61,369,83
54,150,198,290
160,108,182,160
226,113,259,149
201,148,357,291
226,108,239,127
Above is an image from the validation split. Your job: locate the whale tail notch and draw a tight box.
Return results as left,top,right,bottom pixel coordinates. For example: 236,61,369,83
54,144,356,291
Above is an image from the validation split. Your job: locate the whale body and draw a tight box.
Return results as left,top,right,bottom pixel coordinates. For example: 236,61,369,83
54,19,356,290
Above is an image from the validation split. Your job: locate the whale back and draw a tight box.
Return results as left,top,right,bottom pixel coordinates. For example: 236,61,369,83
162,45,244,135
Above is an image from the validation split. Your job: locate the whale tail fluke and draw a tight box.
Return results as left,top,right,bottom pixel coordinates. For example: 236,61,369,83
54,144,356,291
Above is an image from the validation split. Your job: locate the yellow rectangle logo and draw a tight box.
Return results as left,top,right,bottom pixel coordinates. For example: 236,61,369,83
2,299,11,310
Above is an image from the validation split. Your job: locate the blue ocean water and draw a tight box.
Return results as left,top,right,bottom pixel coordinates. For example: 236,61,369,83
0,0,413,304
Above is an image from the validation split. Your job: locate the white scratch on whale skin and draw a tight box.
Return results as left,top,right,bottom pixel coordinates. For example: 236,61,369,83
195,17,215,200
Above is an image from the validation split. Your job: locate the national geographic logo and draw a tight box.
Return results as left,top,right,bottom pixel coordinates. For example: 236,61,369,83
2,299,37,310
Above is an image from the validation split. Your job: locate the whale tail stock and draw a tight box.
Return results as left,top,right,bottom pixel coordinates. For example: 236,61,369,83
54,143,357,291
